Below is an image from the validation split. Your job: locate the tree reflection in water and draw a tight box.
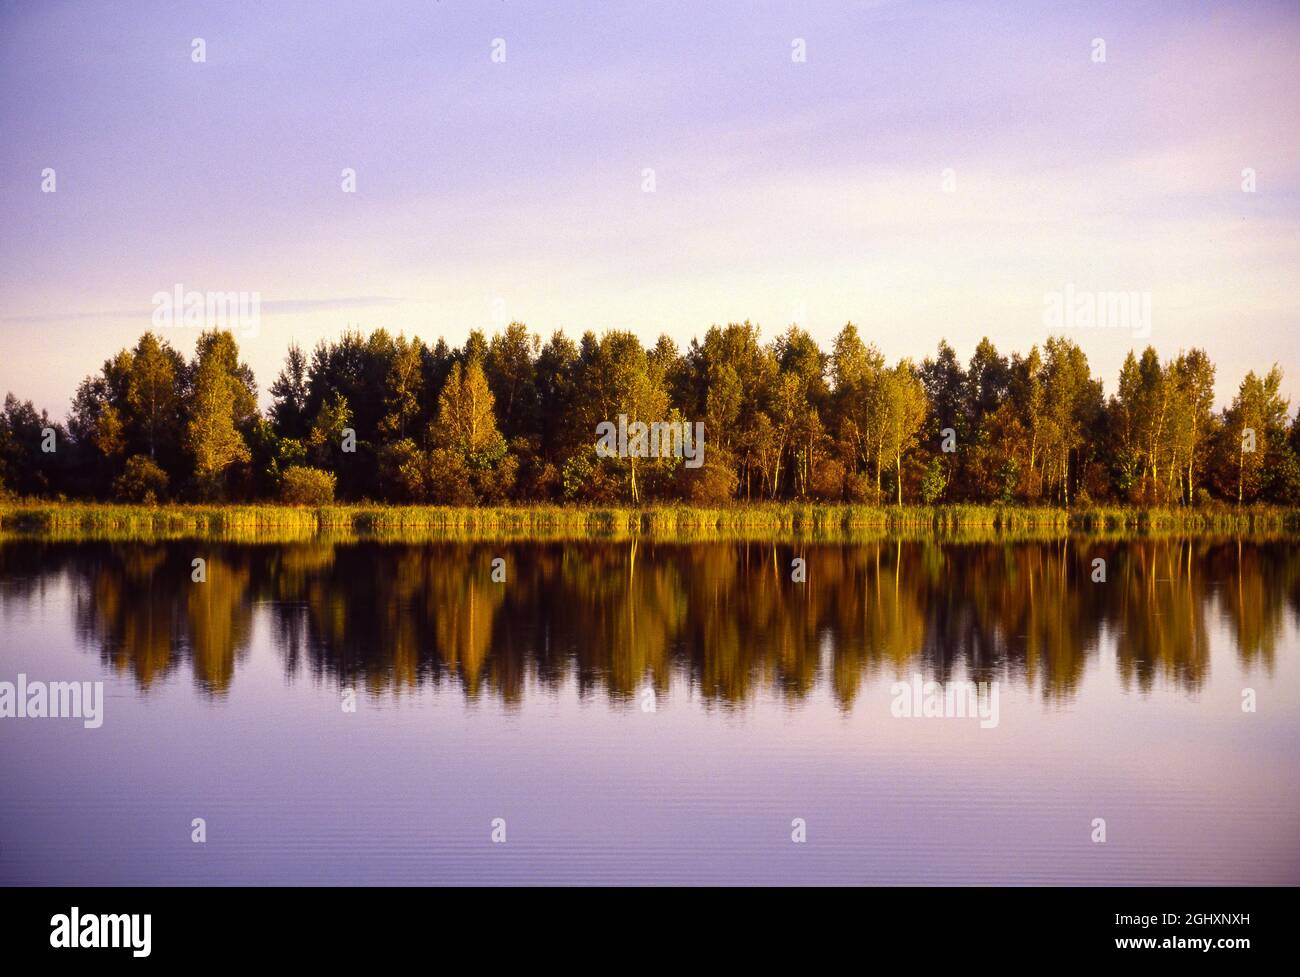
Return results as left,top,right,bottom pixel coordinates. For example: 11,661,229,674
0,538,1290,705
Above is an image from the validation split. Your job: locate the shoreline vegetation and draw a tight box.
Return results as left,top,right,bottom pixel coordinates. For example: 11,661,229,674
2,324,1299,517
3,502,1297,542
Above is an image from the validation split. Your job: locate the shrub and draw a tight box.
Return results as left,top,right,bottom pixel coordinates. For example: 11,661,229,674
378,439,428,501
844,472,881,504
919,457,949,505
279,465,336,505
561,452,620,503
809,457,847,501
470,445,518,503
682,457,740,504
517,460,562,502
113,454,169,503
426,447,476,505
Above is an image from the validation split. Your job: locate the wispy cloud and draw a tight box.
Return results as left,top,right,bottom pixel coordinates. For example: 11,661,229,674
4,296,403,324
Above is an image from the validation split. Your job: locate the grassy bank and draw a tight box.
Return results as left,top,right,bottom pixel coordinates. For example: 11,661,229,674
2,502,1297,543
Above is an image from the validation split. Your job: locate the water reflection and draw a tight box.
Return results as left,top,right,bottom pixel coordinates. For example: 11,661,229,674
0,538,1293,705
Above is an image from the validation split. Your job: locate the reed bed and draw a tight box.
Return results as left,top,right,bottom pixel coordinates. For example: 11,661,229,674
1,502,1296,543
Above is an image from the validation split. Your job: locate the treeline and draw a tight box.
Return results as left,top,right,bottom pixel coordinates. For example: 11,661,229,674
1,322,1298,506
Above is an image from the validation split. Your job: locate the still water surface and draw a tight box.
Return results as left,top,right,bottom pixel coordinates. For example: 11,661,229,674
1,538,1296,884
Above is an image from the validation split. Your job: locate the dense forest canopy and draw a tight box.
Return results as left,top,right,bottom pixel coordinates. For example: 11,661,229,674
1,323,1297,506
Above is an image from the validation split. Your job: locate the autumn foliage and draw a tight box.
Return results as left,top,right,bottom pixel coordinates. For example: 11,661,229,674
1,322,1298,506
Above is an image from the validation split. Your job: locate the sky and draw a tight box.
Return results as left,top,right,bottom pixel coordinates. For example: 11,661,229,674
1,0,1298,419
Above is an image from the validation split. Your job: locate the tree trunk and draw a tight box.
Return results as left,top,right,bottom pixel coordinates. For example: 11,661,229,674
1237,442,1244,505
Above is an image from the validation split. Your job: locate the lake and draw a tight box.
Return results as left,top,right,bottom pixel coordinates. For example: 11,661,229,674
1,537,1296,885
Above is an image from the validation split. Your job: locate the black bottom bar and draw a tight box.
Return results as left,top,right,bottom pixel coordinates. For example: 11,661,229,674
0,885,1285,965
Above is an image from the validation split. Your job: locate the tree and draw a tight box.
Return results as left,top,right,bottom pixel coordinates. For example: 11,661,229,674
483,323,540,442
436,358,502,455
918,340,967,502
1008,347,1047,500
5,322,1299,509
570,331,669,504
534,330,581,471
1041,337,1101,505
125,332,182,461
0,394,67,497
685,321,777,499
269,342,310,439
1168,349,1216,504
1113,347,1172,499
192,330,257,426
94,402,128,462
965,337,1011,421
186,331,253,499
772,326,829,497
429,357,516,502
831,323,886,500
380,335,425,441
1111,351,1145,499
308,392,352,469
1220,367,1289,504
878,363,928,505
962,338,1012,501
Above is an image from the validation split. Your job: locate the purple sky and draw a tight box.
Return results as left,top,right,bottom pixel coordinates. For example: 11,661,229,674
2,0,1298,418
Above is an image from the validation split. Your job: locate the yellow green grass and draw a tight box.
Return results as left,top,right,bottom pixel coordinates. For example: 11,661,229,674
1,502,1297,543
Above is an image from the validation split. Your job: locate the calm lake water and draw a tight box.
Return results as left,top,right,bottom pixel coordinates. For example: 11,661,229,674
1,537,1296,885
